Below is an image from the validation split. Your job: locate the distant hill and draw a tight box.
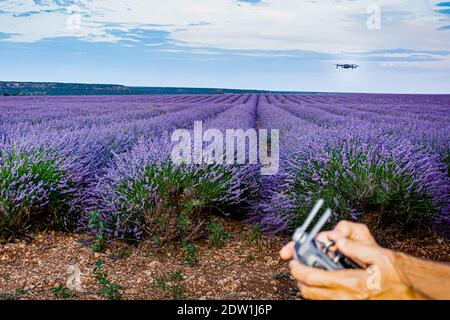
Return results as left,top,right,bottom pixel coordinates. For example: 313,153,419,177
0,81,282,96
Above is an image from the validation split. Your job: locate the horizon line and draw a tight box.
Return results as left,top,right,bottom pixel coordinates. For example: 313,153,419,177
1,80,449,95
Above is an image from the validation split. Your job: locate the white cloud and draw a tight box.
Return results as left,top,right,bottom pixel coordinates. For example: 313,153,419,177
0,0,449,56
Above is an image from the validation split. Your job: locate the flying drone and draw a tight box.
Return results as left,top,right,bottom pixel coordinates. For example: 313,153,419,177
335,64,360,70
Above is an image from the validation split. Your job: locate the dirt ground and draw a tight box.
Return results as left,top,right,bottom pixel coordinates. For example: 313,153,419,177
0,218,448,300
0,219,298,300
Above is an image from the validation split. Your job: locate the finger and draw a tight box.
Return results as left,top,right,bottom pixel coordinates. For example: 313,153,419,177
289,260,346,287
336,238,382,266
280,242,295,260
333,221,376,245
334,221,359,239
298,283,339,300
298,283,351,300
327,230,348,242
300,280,370,300
315,232,339,258
316,231,335,245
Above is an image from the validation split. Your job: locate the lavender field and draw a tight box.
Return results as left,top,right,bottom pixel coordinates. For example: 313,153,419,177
0,93,449,241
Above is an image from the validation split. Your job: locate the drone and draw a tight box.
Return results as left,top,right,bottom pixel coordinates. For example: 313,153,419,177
335,64,360,70
292,199,360,271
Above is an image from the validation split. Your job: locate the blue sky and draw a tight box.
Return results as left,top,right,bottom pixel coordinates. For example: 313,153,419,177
1,0,450,93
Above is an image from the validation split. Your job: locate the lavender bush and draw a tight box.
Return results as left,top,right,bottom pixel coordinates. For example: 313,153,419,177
93,140,242,241
252,96,450,236
0,147,78,236
91,102,260,241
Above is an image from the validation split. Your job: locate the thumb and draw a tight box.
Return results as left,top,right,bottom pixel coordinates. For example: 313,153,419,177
280,242,295,261
336,238,382,266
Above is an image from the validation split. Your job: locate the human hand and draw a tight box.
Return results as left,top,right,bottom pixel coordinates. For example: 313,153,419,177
280,221,425,300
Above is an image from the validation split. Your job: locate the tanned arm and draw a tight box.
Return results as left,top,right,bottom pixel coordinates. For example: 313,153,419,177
395,252,450,300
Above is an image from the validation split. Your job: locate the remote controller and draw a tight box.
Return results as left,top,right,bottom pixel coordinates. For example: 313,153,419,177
292,199,360,271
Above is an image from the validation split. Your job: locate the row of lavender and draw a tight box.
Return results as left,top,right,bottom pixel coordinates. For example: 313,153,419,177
0,94,258,239
0,93,449,240
254,94,450,236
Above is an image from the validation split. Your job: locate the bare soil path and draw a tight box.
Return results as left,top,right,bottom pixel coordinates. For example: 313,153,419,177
0,219,298,300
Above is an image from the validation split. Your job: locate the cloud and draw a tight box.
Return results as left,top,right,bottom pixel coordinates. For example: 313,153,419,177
0,0,449,57
438,8,450,14
348,48,450,62
0,32,15,40
237,0,264,4
436,1,450,7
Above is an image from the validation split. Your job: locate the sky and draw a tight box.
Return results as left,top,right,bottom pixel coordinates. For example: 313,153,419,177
0,0,450,93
